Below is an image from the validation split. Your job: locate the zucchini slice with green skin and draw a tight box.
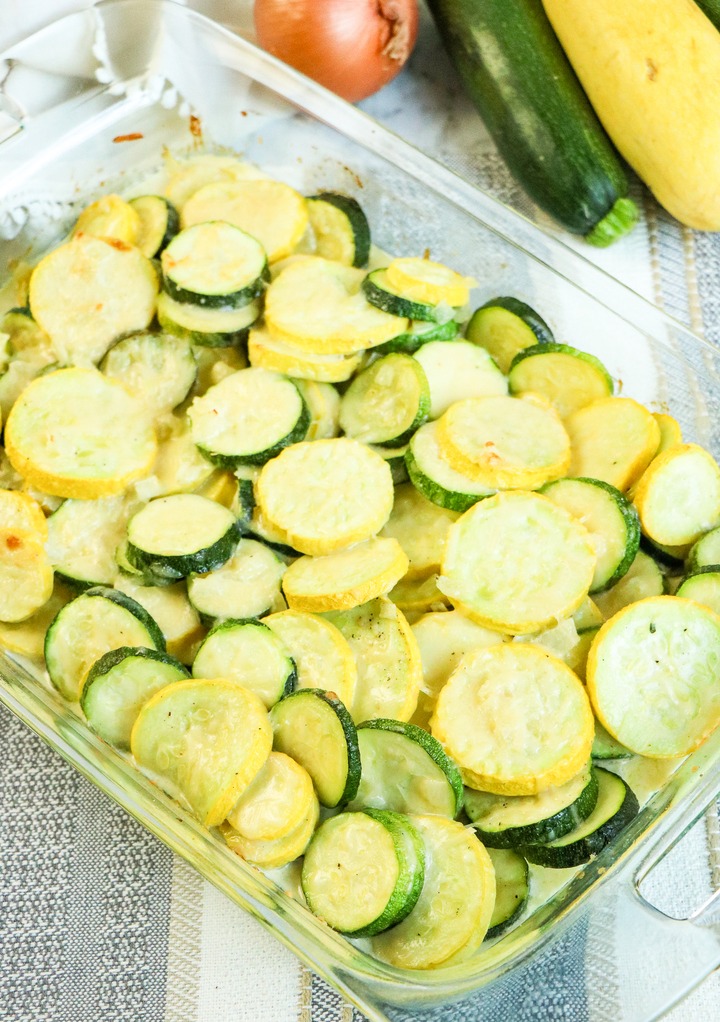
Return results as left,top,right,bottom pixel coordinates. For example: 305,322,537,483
640,534,689,571
362,269,445,322
81,646,189,749
519,768,639,868
466,297,553,375
413,340,507,419
406,420,494,512
46,494,135,590
508,343,614,419
541,477,640,593
113,576,204,665
676,567,720,615
307,192,370,268
465,764,598,848
347,718,464,818
188,368,310,467
592,720,633,761
161,221,268,309
187,538,285,622
375,319,459,356
269,688,361,807
339,353,430,447
593,549,664,620
101,331,196,414
301,809,425,937
156,292,261,348
687,526,720,572
192,619,296,709
130,677,273,827
425,0,638,244
45,586,165,701
126,494,241,581
129,195,180,258
485,848,530,940
372,815,496,968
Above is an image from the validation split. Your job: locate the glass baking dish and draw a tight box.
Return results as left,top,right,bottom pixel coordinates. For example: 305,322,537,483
1,3,720,1019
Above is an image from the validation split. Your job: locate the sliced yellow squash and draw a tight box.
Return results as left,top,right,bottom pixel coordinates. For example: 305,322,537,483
653,412,682,454
0,526,54,623
0,581,72,659
0,489,47,539
72,194,140,245
282,537,408,613
225,751,316,842
164,154,267,210
431,643,594,794
565,397,660,492
633,443,720,546
263,609,357,707
385,257,476,307
221,795,319,869
248,326,362,382
380,483,460,580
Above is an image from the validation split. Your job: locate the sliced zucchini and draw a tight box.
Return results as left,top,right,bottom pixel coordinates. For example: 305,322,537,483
282,537,408,613
385,257,475,308
188,368,309,467
592,720,633,761
1,307,51,354
431,643,594,795
307,192,370,267
338,353,430,447
222,794,319,869
508,343,613,419
687,525,720,572
0,346,58,423
81,646,189,749
485,848,530,940
325,597,422,723
437,394,570,490
264,257,407,354
130,677,272,826
593,548,664,619
0,527,54,623
269,688,360,807
192,619,296,709
101,331,196,413
247,504,298,558
371,815,496,969
413,339,507,419
438,491,596,634
541,477,640,592
519,768,639,868
161,221,268,309
465,763,598,847
405,420,494,512
262,609,357,707
181,178,309,263
225,751,315,842
129,195,180,257
302,809,425,937
113,576,205,665
363,268,443,322
72,194,140,244
45,586,165,701
465,296,553,374
566,397,661,492
46,494,135,589
294,380,341,441
640,534,690,571
187,538,285,622
5,368,157,499
126,494,240,581
375,318,459,355
368,442,410,486
675,567,720,615
380,482,459,580
587,595,720,757
28,234,158,366
347,719,464,818
248,327,362,383
156,291,260,347
256,438,394,556
634,443,720,546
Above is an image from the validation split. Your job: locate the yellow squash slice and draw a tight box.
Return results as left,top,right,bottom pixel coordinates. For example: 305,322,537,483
438,491,596,634
5,369,157,499
256,438,394,556
72,194,140,244
248,326,362,382
385,257,476,307
282,537,409,613
0,489,48,539
0,581,72,659
437,394,571,490
29,234,158,366
264,257,408,354
225,751,316,842
431,643,594,794
653,412,682,454
380,483,460,580
262,610,357,707
222,796,319,869
565,397,660,492
633,443,720,546
0,526,54,623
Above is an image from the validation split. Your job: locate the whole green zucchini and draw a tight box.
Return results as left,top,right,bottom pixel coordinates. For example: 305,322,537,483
426,0,638,245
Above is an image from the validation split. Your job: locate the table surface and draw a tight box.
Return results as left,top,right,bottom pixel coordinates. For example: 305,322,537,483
0,2,719,1021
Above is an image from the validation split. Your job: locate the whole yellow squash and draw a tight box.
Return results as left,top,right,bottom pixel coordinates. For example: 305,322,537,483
541,0,720,230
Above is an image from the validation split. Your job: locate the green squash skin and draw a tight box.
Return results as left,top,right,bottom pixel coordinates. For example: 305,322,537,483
426,0,636,239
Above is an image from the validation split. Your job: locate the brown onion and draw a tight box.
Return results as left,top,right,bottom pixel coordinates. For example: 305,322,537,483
254,0,419,103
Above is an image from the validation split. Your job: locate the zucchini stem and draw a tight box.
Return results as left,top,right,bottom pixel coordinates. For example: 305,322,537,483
584,198,639,247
